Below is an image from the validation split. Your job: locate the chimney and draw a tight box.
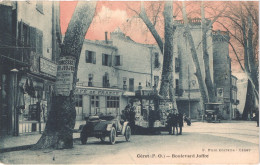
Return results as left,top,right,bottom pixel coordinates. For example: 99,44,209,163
105,31,108,44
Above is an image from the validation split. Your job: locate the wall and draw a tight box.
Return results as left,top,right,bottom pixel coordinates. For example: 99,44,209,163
213,34,231,100
17,1,53,60
77,40,118,87
110,29,163,91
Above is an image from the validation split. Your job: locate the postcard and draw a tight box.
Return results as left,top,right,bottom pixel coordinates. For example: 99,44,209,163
0,1,259,164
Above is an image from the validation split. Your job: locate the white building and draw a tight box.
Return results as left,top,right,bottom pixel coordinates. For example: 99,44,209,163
76,28,163,120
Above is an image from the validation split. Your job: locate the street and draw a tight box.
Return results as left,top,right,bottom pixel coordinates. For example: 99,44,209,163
0,121,259,164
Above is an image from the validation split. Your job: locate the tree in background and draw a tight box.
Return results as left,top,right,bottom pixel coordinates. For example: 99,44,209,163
216,1,259,117
127,1,178,109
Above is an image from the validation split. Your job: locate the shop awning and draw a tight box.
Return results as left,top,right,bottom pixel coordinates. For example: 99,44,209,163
122,91,135,97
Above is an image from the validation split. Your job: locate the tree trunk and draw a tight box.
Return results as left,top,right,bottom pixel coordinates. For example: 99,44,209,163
242,80,256,120
33,1,96,149
182,2,209,106
159,2,175,101
138,2,177,109
201,2,216,102
247,16,259,92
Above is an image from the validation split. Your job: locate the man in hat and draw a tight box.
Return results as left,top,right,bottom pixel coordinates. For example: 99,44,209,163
177,112,184,135
171,109,178,135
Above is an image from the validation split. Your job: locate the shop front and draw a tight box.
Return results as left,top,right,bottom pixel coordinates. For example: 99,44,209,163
17,57,57,135
75,86,126,120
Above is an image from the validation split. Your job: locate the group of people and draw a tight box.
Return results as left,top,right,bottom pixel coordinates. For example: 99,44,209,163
167,110,184,135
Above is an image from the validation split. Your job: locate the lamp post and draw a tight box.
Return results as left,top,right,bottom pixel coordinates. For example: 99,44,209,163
188,66,191,119
11,68,19,136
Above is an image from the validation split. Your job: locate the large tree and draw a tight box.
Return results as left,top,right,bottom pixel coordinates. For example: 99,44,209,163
200,1,226,102
216,1,258,109
128,1,177,108
181,1,209,106
33,1,96,149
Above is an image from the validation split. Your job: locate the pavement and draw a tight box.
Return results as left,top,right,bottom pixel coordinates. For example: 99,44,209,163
0,120,85,153
0,120,259,164
0,120,258,153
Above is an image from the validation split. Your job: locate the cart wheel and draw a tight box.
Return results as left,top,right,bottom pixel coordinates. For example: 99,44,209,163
109,127,116,145
80,131,88,145
125,126,131,142
100,136,106,143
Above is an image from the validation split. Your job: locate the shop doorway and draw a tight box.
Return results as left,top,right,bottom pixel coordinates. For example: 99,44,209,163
90,95,100,116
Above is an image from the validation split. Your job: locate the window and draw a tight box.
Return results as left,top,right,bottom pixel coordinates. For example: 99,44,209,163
175,79,179,96
102,54,112,66
18,22,30,46
175,58,180,72
106,96,120,108
88,74,93,87
114,55,121,66
85,50,96,64
129,78,134,92
154,53,160,68
75,95,82,107
91,96,99,107
36,1,43,14
103,73,110,88
123,77,127,90
154,76,159,88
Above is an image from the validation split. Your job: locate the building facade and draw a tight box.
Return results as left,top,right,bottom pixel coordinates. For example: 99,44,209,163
212,30,235,120
231,75,239,119
173,18,214,119
0,2,61,136
76,28,163,120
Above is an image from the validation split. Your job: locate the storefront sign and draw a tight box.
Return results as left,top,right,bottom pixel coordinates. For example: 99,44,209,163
55,56,75,96
76,88,122,96
40,58,57,77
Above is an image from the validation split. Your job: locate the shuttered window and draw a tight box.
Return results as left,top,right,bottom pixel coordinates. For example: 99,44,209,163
85,50,96,64
30,27,36,52
36,29,43,56
102,54,111,66
114,55,122,66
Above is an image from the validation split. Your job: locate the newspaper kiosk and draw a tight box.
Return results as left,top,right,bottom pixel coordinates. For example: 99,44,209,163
133,89,173,134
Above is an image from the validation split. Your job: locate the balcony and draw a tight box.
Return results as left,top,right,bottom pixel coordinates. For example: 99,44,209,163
0,46,31,67
77,81,123,90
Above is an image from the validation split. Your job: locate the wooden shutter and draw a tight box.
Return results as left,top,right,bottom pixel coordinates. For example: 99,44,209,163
120,55,123,66
85,50,89,63
113,55,116,66
102,54,105,65
109,55,112,66
18,21,22,46
93,52,96,64
36,29,43,56
30,27,36,52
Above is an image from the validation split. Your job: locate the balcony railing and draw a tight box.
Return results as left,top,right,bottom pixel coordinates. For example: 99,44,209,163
0,46,31,67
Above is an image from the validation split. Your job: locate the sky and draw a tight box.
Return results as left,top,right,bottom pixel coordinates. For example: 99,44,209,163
59,1,258,75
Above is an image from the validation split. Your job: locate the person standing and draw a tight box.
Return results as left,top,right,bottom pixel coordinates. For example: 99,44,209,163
177,113,184,135
172,111,178,135
167,111,173,134
256,110,259,127
129,106,136,133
